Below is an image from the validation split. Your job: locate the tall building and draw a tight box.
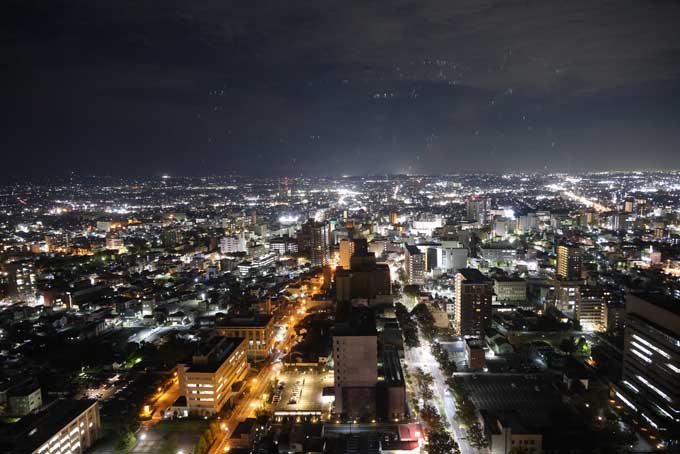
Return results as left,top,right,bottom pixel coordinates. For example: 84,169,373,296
220,233,247,254
390,211,399,226
454,269,493,336
339,238,367,270
618,293,680,433
161,229,183,248
576,286,608,332
335,252,391,303
466,197,489,223
177,336,248,416
7,260,36,303
333,309,378,418
556,243,583,280
299,220,331,267
404,245,425,285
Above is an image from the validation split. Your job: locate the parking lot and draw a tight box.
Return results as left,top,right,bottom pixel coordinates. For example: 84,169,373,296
272,367,333,421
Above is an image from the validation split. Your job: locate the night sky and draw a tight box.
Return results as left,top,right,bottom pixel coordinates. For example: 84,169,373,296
2,0,680,177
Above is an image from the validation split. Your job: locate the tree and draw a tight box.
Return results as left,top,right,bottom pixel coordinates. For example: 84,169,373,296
429,431,460,454
115,430,136,452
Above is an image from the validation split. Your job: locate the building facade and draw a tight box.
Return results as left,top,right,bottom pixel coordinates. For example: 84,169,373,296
178,336,248,416
454,269,493,336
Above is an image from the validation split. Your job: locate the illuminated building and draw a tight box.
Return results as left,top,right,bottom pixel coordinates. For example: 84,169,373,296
0,399,100,454
220,233,247,254
177,336,248,416
7,380,42,416
454,269,493,336
557,243,583,280
217,314,274,361
7,260,36,303
619,293,680,433
575,286,607,332
404,245,425,285
494,277,527,303
390,211,399,226
298,220,331,267
466,196,489,223
339,238,367,270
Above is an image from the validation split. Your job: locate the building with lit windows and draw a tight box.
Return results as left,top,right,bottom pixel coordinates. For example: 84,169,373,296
556,243,583,280
494,277,527,303
217,314,274,361
617,293,680,434
576,286,608,332
7,260,36,303
177,336,248,416
404,245,425,285
0,399,100,454
454,269,493,336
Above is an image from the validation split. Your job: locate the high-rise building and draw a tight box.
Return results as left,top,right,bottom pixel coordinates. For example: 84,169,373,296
390,211,399,226
466,197,489,223
220,233,247,254
576,286,608,332
339,238,368,270
161,228,183,248
299,220,331,267
618,294,680,433
333,309,378,418
454,269,493,336
177,336,248,416
7,260,36,303
335,252,391,303
404,245,425,285
556,243,583,280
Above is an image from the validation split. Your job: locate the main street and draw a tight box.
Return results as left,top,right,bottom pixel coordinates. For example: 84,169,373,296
404,333,481,454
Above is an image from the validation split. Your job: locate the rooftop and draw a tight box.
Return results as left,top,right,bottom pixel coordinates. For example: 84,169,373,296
0,399,97,454
457,268,492,284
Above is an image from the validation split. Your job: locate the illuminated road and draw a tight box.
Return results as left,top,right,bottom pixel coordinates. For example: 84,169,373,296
562,191,610,212
404,331,484,454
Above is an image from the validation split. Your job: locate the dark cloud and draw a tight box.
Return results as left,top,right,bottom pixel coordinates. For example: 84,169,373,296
1,0,680,176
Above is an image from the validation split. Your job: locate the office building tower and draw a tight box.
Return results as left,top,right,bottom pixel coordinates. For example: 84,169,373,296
454,269,493,336
557,243,583,280
335,252,391,303
466,197,489,223
339,238,368,270
161,228,183,248
220,233,247,254
404,245,425,285
390,211,399,226
299,220,331,267
576,286,608,332
7,260,36,303
619,294,679,433
177,336,248,416
333,309,378,418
